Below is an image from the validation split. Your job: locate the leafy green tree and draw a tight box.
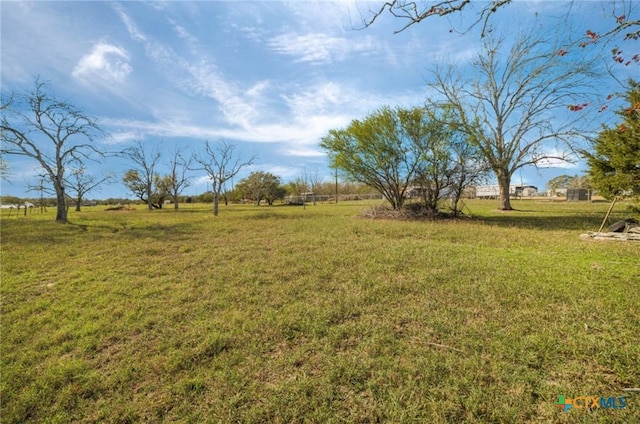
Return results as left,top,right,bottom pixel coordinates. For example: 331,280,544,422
321,107,423,209
583,80,640,200
195,191,214,203
398,106,451,214
121,140,161,210
547,175,573,195
445,122,489,216
322,106,484,213
567,174,592,189
547,174,592,196
404,106,485,215
236,171,283,206
122,170,167,209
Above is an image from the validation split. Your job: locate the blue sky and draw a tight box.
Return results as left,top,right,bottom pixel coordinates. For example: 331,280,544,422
1,1,637,199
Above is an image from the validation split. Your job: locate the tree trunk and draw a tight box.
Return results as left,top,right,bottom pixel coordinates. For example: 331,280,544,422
498,173,513,210
174,200,179,210
147,183,153,211
213,193,220,216
55,188,68,223
75,195,82,212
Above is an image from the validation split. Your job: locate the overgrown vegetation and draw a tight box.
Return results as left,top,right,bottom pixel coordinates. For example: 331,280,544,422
583,80,640,210
1,200,638,423
321,106,486,214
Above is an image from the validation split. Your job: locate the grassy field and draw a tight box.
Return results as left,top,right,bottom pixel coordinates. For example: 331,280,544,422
1,199,639,423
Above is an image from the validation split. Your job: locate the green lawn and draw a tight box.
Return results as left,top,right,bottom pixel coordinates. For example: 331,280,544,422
1,200,638,423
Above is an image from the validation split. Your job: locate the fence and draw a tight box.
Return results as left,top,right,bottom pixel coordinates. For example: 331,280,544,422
283,193,383,204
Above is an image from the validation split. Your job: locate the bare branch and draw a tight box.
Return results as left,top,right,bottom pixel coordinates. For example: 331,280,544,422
428,31,597,210
1,78,107,222
121,140,162,210
358,1,638,41
194,140,255,216
359,0,511,36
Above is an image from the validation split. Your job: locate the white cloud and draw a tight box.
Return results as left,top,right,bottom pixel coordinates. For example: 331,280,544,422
231,24,268,43
283,82,342,116
72,42,132,83
184,62,264,129
111,6,267,131
268,32,376,65
112,2,147,42
281,146,326,158
192,175,212,187
106,130,144,145
269,33,346,64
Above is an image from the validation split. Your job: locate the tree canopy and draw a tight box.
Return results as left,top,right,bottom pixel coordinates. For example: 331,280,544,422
321,107,423,209
584,80,640,200
121,140,162,210
236,171,283,206
429,31,595,210
1,79,105,222
321,105,483,213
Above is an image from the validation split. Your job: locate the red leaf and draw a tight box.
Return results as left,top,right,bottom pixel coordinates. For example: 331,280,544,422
586,30,598,39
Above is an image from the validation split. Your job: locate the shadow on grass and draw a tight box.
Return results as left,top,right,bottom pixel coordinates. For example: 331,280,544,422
471,209,627,231
0,219,201,246
69,220,200,241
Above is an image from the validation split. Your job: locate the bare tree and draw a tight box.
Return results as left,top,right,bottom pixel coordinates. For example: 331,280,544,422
304,168,322,206
121,140,161,210
65,166,113,211
194,140,255,216
445,126,490,216
360,0,510,36
1,79,105,223
359,1,639,39
429,32,596,210
0,154,10,182
160,147,192,210
1,98,12,182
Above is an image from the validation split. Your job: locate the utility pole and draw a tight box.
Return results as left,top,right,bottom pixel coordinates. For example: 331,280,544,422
335,167,338,204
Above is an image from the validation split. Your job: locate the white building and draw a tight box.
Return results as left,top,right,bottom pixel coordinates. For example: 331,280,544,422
475,185,538,199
